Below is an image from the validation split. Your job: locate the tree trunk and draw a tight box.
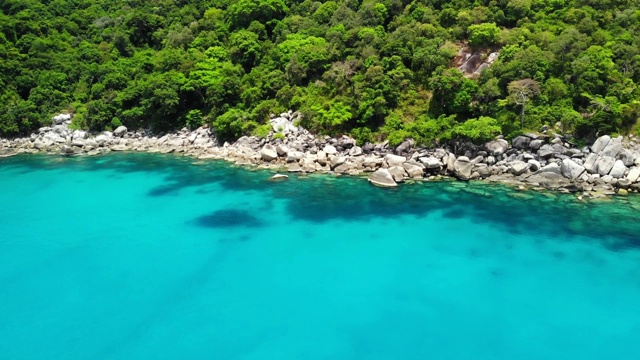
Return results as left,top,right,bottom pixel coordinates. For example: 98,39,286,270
520,104,525,129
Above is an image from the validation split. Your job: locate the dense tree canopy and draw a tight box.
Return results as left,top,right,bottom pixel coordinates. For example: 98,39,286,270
1,0,640,144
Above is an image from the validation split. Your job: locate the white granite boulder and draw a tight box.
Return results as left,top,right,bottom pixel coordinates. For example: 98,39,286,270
561,159,586,180
113,126,128,137
260,144,278,161
368,168,397,187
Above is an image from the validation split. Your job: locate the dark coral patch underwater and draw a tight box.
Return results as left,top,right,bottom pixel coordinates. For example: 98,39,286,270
193,209,263,228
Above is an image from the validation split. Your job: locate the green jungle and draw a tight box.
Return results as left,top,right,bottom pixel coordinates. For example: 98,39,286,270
1,0,639,145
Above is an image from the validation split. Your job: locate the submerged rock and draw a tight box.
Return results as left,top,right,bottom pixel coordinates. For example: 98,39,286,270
0,149,17,158
193,209,263,228
269,173,289,181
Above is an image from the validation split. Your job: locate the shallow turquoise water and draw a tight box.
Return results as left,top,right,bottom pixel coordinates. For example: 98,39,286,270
1,153,640,359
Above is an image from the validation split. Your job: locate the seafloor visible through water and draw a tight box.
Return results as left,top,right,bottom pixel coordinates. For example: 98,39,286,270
1,153,639,360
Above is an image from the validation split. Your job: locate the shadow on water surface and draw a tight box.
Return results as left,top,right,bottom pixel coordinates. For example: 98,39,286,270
4,153,640,251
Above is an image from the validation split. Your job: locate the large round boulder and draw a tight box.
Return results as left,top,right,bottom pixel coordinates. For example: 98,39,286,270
453,156,473,180
384,154,406,167
368,168,398,187
485,139,509,156
560,159,586,180
512,136,531,149
591,135,611,153
260,144,278,161
113,126,128,137
608,160,626,179
596,156,616,176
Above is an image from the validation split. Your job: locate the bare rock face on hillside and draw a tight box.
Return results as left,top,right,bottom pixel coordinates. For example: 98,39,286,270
454,46,500,78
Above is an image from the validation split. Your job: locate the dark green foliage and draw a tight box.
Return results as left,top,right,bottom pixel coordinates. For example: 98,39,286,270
429,67,478,117
213,108,251,142
186,109,204,130
451,116,502,143
0,0,639,145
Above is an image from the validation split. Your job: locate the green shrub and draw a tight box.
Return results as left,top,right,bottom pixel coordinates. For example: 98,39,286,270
405,115,455,145
252,124,272,138
68,105,88,130
387,129,411,146
68,114,86,130
452,116,502,143
213,108,251,142
110,117,123,130
185,109,204,130
351,127,373,145
309,100,353,131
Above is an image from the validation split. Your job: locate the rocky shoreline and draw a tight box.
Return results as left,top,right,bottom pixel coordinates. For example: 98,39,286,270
2,112,640,199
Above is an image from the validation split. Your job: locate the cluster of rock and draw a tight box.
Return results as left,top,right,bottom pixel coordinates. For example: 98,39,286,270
215,121,640,197
3,112,640,197
0,117,218,158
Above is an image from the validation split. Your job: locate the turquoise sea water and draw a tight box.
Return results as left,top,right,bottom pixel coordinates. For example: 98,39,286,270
1,153,640,360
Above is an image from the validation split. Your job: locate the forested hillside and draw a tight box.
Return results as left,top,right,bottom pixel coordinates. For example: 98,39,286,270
1,0,639,144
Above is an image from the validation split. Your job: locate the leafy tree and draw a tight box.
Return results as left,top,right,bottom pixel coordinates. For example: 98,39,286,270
571,45,617,97
184,55,244,115
227,0,289,30
229,30,261,70
429,67,478,117
313,1,339,24
468,23,501,48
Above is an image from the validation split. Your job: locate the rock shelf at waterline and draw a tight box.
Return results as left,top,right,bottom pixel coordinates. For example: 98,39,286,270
2,111,640,198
